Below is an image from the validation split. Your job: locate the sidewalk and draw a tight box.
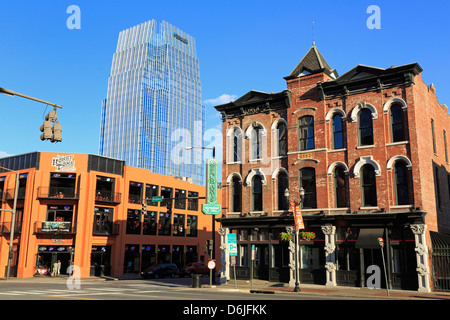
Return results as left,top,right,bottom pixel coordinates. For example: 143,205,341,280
211,279,450,300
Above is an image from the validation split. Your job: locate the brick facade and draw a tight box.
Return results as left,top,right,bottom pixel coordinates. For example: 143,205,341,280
216,45,450,292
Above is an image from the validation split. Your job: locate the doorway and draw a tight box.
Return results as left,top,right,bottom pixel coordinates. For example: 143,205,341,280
37,246,73,276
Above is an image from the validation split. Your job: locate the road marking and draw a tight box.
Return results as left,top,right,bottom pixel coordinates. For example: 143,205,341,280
41,295,103,300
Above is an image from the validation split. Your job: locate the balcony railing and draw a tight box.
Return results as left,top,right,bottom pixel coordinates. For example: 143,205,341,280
0,221,23,234
93,223,120,236
37,187,79,200
95,191,121,204
34,221,76,234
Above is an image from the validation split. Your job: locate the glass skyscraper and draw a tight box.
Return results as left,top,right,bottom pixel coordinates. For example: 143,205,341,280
99,20,204,185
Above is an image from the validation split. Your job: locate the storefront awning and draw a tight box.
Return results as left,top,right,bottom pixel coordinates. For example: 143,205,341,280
355,228,384,249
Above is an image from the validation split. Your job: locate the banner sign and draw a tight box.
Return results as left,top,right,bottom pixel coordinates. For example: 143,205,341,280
291,202,305,230
228,233,237,257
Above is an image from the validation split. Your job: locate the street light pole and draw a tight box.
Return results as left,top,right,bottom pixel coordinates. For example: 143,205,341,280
284,186,305,292
185,146,216,283
0,166,20,280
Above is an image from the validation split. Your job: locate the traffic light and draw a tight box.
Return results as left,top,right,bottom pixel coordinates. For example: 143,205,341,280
166,202,172,215
40,120,53,140
142,199,147,213
52,121,62,142
205,240,214,256
40,109,62,143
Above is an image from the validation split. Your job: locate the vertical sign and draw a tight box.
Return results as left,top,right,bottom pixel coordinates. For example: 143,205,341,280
228,233,237,256
291,202,305,230
202,159,221,215
206,158,217,204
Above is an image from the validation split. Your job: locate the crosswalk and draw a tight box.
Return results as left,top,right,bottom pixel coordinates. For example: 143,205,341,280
0,284,200,299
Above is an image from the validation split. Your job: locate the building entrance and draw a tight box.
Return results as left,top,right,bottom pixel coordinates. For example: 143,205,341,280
36,246,74,276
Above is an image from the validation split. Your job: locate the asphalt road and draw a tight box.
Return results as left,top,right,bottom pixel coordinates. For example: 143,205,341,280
0,276,366,301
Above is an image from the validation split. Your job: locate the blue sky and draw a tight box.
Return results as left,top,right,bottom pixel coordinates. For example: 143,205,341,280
0,0,449,162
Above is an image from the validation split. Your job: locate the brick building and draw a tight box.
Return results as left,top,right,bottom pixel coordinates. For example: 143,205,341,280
0,152,219,279
215,44,450,292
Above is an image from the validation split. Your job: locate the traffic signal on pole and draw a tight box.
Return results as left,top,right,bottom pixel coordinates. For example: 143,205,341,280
205,240,213,255
40,120,53,141
142,200,147,213
40,109,62,143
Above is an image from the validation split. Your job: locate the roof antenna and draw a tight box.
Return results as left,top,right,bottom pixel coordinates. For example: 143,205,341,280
312,21,315,46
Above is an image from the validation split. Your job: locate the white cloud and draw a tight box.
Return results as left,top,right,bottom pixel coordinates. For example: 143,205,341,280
204,94,237,106
0,151,12,158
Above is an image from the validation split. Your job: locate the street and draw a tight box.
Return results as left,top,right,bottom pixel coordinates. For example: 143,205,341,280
0,276,367,301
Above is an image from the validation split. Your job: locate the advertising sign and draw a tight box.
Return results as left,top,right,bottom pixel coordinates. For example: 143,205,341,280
290,202,305,230
228,233,237,257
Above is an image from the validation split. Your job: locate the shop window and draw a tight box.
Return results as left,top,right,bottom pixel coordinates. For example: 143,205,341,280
300,167,317,209
141,245,156,270
49,173,76,198
298,116,315,151
186,215,197,237
124,244,140,274
187,191,199,211
157,245,171,263
145,184,159,206
43,205,74,233
93,207,114,235
174,189,186,209
143,211,157,235
158,212,171,236
126,209,141,234
173,214,185,236
0,177,5,202
361,164,377,207
358,108,374,146
128,181,143,204
95,176,117,202
185,246,198,264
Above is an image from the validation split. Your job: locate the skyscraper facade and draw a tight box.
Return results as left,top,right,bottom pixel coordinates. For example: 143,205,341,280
100,20,204,185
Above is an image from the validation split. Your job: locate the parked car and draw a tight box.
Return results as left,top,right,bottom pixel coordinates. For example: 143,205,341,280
179,262,210,277
141,263,179,279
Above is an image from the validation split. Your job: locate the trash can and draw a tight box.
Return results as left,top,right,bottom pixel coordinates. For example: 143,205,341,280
191,274,202,288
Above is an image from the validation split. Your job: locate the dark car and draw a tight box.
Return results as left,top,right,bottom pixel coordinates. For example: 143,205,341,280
141,263,179,279
179,262,210,277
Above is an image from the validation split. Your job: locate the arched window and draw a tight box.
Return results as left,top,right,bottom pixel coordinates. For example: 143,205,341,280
231,128,242,162
298,116,315,151
252,175,263,211
277,122,287,156
334,166,347,208
231,175,242,212
390,104,405,142
300,167,316,208
277,171,289,210
358,108,374,146
332,114,344,149
394,161,409,205
251,125,263,160
361,164,377,207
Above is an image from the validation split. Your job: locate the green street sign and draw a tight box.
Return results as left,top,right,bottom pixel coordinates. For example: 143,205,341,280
206,158,218,205
202,203,221,215
151,196,164,202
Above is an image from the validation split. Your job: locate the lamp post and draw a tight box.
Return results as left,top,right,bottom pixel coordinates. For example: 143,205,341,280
0,166,20,280
284,186,305,292
184,146,216,284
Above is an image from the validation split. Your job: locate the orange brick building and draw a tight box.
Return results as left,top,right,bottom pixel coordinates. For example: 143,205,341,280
215,44,450,292
0,152,219,278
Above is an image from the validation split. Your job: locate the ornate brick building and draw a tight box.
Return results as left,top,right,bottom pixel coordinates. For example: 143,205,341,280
215,44,450,292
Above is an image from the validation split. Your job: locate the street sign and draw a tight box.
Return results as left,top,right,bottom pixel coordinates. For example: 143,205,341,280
251,244,255,261
208,260,216,270
202,203,222,215
151,196,163,202
228,233,237,256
